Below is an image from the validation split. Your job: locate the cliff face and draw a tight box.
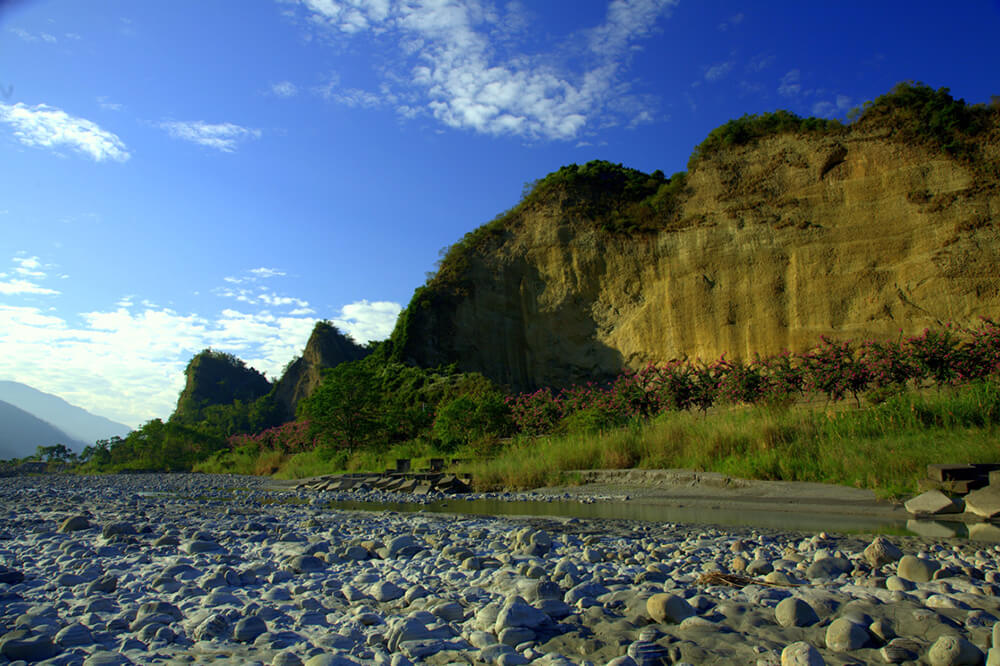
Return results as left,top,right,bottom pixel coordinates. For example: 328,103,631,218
397,117,1000,391
173,350,272,421
274,322,369,420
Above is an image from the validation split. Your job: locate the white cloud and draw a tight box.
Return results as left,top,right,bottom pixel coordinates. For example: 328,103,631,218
704,61,733,82
14,256,42,271
0,256,60,295
249,267,286,278
295,0,678,140
778,69,801,97
270,81,299,97
0,103,130,162
0,279,60,296
0,296,332,428
331,299,401,344
159,120,262,152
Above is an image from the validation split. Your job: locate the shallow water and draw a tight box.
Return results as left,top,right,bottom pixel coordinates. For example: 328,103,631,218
324,496,998,541
138,485,998,541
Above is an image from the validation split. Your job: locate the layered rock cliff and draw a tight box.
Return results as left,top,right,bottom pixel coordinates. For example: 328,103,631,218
274,321,369,420
393,85,1000,392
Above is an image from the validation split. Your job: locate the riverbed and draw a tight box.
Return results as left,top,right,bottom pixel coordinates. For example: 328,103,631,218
1,473,998,665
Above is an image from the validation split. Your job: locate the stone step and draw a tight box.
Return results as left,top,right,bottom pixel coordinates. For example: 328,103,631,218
918,478,990,494
927,464,979,482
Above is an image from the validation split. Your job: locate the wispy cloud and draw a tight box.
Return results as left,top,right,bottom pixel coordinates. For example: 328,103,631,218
778,69,802,97
704,61,733,82
270,81,299,98
214,267,314,314
8,27,57,43
813,94,853,118
158,120,261,152
249,267,286,279
747,53,775,72
717,12,744,31
97,96,123,111
0,103,130,162
321,86,383,109
294,0,678,140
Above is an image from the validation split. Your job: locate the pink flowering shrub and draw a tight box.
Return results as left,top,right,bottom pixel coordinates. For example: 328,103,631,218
505,321,1000,436
227,420,315,454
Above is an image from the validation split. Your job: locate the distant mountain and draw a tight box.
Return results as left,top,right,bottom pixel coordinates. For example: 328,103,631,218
0,381,132,446
0,400,89,460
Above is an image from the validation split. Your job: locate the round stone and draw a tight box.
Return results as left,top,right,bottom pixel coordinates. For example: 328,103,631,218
806,557,853,580
371,580,404,602
775,598,819,628
824,617,870,652
59,515,91,532
285,555,326,574
646,593,695,624
927,635,983,666
234,616,268,643
781,641,825,666
0,631,59,662
897,555,940,583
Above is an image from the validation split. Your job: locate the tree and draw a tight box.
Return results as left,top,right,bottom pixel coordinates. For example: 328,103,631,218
34,443,74,463
298,361,384,450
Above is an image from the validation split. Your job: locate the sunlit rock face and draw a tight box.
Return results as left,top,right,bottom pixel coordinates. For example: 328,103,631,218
397,123,1000,392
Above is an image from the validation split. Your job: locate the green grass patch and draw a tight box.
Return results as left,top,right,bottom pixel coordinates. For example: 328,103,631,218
470,381,1000,498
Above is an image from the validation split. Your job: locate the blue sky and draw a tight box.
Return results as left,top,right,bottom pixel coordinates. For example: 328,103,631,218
1,0,999,429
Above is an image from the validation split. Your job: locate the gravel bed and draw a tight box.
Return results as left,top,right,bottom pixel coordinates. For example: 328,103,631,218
1,473,999,665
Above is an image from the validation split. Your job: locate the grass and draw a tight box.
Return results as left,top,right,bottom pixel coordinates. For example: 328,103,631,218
194,380,1000,500
464,381,1000,498
193,437,449,480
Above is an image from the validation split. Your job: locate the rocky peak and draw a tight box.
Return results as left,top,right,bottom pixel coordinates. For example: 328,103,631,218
274,321,369,420
172,350,271,422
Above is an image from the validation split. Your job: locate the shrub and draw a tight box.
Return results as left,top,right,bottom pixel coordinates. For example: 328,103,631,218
558,406,629,435
857,81,994,160
689,110,841,166
432,392,513,451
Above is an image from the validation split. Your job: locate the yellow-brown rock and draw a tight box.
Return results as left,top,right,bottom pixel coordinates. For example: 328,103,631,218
396,99,1000,392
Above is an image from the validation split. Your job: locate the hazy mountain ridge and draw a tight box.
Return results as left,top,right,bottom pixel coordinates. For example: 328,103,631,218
0,381,132,448
0,399,89,460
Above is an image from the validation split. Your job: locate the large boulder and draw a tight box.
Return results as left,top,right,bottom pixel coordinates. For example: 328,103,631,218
963,486,1000,519
904,490,964,515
